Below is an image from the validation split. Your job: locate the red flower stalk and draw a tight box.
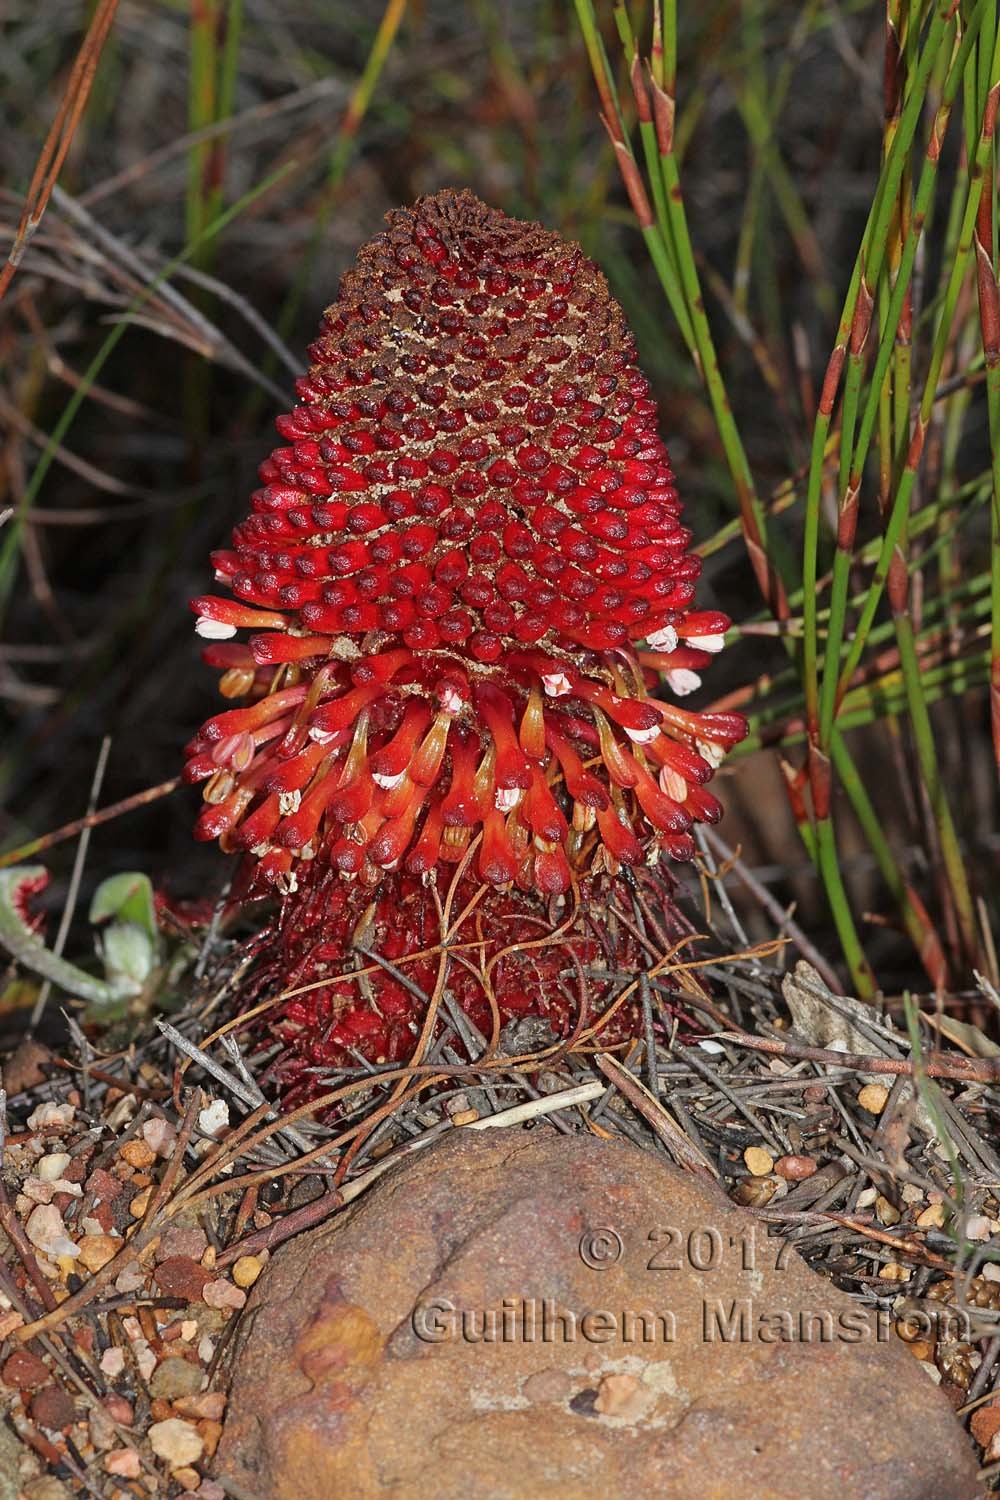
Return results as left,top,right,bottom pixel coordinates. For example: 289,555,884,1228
240,863,695,1108
185,190,745,898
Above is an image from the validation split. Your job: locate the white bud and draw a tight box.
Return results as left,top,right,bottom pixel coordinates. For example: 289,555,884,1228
686,632,726,653
541,672,573,697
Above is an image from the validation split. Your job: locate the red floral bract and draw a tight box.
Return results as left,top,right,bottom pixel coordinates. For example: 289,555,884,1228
242,865,692,1112
185,189,745,896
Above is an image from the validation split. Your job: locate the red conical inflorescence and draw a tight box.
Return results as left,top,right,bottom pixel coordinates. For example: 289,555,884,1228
185,189,745,899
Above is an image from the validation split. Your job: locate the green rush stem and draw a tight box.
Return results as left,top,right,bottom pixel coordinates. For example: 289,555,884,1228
736,650,991,754
972,19,1000,772
203,0,243,238
648,0,788,618
813,1,969,754
744,575,993,732
831,728,949,988
186,0,219,260
796,0,960,991
814,816,877,996
821,12,980,750
803,0,959,750
614,2,697,353
894,611,979,959
837,17,1000,701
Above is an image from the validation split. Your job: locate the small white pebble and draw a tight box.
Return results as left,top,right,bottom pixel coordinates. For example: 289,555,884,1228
197,1335,216,1364
198,1100,230,1138
21,1179,56,1205
24,1176,81,1204
856,1187,878,1209
25,1203,79,1258
27,1101,74,1131
982,1263,1000,1283
105,1096,136,1130
132,1337,156,1383
99,1347,126,1378
148,1417,204,1468
49,1235,81,1259
36,1152,71,1182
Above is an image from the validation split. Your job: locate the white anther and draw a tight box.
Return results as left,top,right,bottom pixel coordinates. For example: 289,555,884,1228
373,770,406,790
439,685,467,715
195,617,236,640
659,766,687,802
665,669,701,696
645,625,678,652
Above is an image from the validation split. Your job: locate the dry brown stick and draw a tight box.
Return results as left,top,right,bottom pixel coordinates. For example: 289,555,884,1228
819,1212,955,1270
215,1189,344,1267
593,1052,719,1177
0,0,120,303
0,777,180,868
711,1026,1000,1082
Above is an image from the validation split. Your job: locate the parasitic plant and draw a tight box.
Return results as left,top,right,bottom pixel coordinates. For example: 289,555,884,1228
185,191,744,897
185,190,745,1088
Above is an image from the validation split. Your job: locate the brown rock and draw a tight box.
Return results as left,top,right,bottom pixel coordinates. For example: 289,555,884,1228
218,1130,977,1500
31,1384,78,1431
156,1227,209,1264
2,1349,49,1389
86,1168,124,1204
154,1256,212,1301
173,1392,226,1422
149,1356,204,1400
774,1154,817,1181
971,1399,1000,1448
0,1037,51,1096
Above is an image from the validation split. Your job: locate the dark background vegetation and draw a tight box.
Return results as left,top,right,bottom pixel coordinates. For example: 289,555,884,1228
1,0,995,998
